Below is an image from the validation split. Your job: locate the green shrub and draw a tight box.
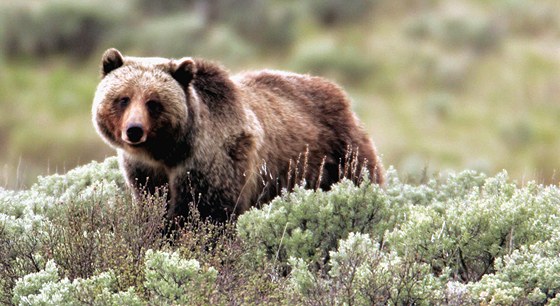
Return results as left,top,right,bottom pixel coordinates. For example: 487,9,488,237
387,171,560,283
172,212,290,304
1,157,290,304
43,187,167,286
144,249,217,305
123,0,296,55
289,232,445,305
0,157,167,303
237,175,393,269
12,260,142,305
215,0,297,51
306,0,377,26
405,12,503,54
0,1,128,59
0,216,47,305
0,154,122,221
3,159,560,303
113,15,255,66
468,228,560,305
238,167,560,303
114,13,206,58
292,40,378,85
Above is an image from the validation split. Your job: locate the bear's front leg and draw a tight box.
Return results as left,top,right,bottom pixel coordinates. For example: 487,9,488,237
167,169,234,223
120,155,169,200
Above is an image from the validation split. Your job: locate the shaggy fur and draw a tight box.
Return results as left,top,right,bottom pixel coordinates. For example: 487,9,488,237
92,48,384,222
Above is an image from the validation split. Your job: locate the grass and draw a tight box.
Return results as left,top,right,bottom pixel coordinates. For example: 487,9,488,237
1,0,560,304
0,60,113,189
0,0,559,188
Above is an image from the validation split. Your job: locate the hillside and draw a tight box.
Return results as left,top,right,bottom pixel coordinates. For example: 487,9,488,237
0,0,559,188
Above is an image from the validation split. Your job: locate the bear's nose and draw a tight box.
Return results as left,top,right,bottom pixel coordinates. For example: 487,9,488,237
126,124,145,144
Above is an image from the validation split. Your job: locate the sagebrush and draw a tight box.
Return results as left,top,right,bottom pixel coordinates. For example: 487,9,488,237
1,158,560,305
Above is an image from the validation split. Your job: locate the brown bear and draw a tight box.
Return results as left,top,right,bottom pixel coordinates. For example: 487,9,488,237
92,48,383,222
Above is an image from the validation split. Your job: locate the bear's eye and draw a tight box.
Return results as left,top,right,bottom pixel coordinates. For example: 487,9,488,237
146,100,163,116
116,97,129,108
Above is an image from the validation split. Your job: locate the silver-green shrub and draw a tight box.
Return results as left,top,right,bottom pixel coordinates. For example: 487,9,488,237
289,232,445,305
238,167,560,303
12,249,219,305
143,249,218,305
237,175,392,267
0,157,123,219
388,171,560,283
12,260,142,306
0,157,131,304
3,159,560,304
468,227,560,305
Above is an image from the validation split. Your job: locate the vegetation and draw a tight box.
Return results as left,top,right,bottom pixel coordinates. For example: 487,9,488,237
1,158,559,304
1,0,559,188
1,0,559,304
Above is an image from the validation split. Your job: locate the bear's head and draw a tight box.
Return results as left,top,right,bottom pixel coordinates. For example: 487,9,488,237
92,48,197,162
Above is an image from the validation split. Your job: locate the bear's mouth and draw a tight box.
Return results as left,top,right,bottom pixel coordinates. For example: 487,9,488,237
127,141,146,149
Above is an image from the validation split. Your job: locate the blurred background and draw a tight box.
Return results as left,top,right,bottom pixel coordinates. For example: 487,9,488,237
0,0,559,189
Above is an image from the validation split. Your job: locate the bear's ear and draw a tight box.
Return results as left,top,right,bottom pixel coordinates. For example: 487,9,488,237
171,57,196,87
101,48,124,77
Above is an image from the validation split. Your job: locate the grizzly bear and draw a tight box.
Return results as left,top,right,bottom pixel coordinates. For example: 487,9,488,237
92,48,383,223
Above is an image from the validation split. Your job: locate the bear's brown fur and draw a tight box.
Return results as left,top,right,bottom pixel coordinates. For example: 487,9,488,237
92,48,383,222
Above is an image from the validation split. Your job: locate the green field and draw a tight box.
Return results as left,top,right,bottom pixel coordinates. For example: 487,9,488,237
1,1,560,304
0,0,559,188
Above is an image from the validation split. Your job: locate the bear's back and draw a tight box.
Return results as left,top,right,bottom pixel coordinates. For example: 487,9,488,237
232,70,383,188
235,70,354,133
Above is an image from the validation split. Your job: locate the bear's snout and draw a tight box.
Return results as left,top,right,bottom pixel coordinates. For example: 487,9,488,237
125,124,145,144
120,99,150,145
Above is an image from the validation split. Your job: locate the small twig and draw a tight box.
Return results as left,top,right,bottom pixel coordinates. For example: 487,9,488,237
275,222,289,263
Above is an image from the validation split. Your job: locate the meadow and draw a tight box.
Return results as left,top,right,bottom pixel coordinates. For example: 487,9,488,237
0,0,559,188
1,0,560,304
